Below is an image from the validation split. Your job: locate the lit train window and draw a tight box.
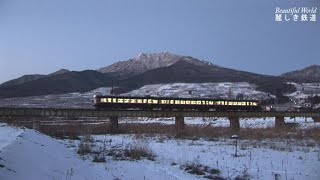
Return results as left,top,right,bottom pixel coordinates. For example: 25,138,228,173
137,99,142,103
175,100,180,104
130,99,136,103
252,102,257,106
181,100,185,104
203,101,207,105
241,102,246,105
191,101,196,105
101,98,107,103
169,100,174,104
161,100,166,104
124,99,129,103
152,100,158,104
143,99,147,103
117,98,124,103
237,102,241,105
147,99,152,104
209,101,213,105
107,98,112,103
186,100,190,105
112,98,117,103
197,101,201,105
228,102,233,105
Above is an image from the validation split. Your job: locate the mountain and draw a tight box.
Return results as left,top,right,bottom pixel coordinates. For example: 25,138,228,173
0,69,70,87
97,52,184,77
48,69,70,76
113,59,295,103
0,74,46,87
281,65,320,81
0,52,296,101
0,70,114,98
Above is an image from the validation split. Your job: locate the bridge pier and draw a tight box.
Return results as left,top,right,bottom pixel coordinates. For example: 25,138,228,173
275,116,285,128
229,117,240,132
32,117,41,130
313,117,320,122
175,116,185,132
109,116,119,133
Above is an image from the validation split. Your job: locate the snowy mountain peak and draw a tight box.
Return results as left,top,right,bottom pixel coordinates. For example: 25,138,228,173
134,52,181,62
97,52,183,75
97,52,220,77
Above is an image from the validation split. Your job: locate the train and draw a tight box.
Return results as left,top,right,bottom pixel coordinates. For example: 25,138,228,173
93,95,262,111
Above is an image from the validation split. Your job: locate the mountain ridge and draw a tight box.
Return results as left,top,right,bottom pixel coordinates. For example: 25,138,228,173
97,52,183,76
281,65,320,81
0,69,70,87
1,52,315,100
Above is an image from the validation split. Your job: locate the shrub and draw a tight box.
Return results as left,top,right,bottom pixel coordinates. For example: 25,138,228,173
77,141,91,155
92,154,106,163
77,135,93,155
124,136,155,160
182,162,221,177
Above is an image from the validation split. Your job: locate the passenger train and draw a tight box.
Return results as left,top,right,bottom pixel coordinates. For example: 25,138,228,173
93,95,262,111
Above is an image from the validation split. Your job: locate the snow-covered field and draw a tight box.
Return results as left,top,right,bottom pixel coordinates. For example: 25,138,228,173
286,82,320,100
0,82,319,110
124,82,274,100
118,117,320,129
1,123,320,180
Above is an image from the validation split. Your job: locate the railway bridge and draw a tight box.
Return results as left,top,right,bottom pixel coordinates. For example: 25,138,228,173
0,107,319,132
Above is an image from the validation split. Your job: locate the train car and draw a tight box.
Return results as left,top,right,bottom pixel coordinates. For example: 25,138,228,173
93,95,261,111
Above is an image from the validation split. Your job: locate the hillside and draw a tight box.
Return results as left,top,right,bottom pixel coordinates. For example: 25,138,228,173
281,65,320,81
114,59,295,102
0,74,46,87
0,69,70,87
0,70,114,98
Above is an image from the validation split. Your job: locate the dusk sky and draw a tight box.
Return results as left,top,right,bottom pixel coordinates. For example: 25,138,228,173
0,0,319,84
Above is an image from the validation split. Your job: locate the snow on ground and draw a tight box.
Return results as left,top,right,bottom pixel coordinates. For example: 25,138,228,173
0,87,111,109
286,82,320,100
118,117,320,129
0,124,112,180
0,82,319,109
1,123,320,180
69,134,320,180
0,83,274,109
124,82,274,100
0,123,24,150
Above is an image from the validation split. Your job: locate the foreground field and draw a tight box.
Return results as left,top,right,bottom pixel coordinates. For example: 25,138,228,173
0,123,320,180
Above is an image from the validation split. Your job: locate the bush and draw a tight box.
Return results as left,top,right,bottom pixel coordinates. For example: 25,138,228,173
124,136,155,160
182,162,221,177
77,141,91,155
77,135,93,155
92,154,106,163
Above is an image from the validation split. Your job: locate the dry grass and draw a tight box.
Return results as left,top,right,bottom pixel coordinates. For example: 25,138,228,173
77,141,92,155
124,135,155,160
2,117,320,142
37,123,320,142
